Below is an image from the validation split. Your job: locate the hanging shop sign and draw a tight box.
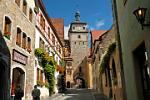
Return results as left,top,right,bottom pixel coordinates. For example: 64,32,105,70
12,49,28,65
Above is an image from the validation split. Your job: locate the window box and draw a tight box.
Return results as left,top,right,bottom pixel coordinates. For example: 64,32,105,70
4,32,11,39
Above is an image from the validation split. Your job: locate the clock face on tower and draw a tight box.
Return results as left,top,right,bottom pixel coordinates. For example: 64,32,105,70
76,26,82,32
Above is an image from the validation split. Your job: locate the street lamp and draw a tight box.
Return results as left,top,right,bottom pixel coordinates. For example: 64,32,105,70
133,7,150,30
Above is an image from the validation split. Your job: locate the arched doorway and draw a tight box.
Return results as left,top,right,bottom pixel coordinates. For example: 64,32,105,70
76,77,86,88
133,43,150,100
67,81,71,88
11,67,25,96
0,59,8,100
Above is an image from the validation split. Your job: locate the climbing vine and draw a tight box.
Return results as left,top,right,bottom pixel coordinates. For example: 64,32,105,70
35,48,56,94
99,42,116,73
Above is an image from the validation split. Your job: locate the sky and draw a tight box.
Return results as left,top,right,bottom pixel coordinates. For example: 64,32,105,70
42,0,113,39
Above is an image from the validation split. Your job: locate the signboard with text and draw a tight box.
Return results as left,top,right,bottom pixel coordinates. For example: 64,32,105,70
13,49,28,65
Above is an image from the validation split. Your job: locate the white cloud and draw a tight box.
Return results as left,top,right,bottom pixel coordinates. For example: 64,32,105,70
64,25,70,39
96,20,105,28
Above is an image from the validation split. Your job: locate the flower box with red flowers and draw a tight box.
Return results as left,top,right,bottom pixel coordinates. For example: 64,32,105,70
27,48,32,52
4,32,11,39
4,32,11,36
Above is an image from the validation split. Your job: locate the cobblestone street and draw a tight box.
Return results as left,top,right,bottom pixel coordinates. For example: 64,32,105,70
44,89,108,100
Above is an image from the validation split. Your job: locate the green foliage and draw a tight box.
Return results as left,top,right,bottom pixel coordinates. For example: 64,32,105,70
35,48,44,57
34,6,39,14
99,42,116,73
60,60,65,67
35,48,56,93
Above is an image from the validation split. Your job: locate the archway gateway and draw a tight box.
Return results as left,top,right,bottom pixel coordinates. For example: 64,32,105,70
76,77,86,88
11,67,25,96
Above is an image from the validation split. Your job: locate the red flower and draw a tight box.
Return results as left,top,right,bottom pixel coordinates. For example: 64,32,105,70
5,32,11,35
27,48,32,52
57,65,64,73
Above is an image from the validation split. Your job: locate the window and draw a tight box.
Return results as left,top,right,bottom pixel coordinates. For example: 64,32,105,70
16,27,21,46
74,42,76,44
37,68,39,83
83,42,84,45
40,70,43,83
40,15,45,30
133,43,150,99
83,27,85,30
52,34,55,45
78,35,81,38
73,27,75,30
67,69,72,75
59,45,61,54
112,59,118,85
29,9,32,22
15,0,20,6
27,37,31,53
56,42,59,50
4,16,12,39
67,62,72,66
23,0,27,15
79,67,82,72
22,33,26,49
48,27,50,38
39,38,45,49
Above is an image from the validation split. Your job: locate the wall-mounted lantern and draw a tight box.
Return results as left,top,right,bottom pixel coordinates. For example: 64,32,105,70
133,7,150,30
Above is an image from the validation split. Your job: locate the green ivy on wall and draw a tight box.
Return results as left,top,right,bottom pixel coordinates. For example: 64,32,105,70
35,48,56,94
99,42,116,73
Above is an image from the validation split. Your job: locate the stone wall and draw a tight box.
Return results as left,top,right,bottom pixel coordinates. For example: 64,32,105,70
92,24,124,100
0,0,35,99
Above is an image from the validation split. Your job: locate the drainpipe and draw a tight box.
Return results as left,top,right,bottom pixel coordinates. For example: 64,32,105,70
112,0,127,100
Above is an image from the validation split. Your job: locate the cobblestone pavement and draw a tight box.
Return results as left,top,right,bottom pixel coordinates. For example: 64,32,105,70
44,88,109,100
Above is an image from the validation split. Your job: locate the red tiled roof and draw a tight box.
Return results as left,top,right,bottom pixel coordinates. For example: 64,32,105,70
51,18,64,42
91,30,106,43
